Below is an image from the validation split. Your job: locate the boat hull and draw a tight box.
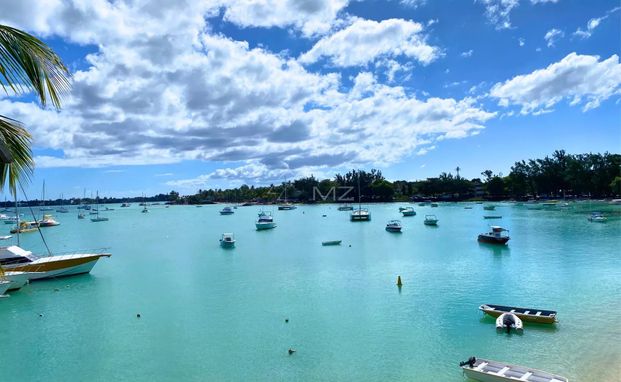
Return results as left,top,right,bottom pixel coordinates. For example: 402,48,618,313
478,235,509,244
424,220,438,225
0,281,10,295
462,358,568,382
480,304,557,324
256,222,276,230
3,254,110,280
220,241,235,248
4,271,29,290
386,227,402,232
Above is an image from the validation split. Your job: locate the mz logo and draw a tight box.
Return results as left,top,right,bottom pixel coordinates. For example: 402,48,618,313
312,186,355,201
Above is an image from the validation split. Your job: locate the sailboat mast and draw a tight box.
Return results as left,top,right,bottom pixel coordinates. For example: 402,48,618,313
358,172,361,210
15,195,19,246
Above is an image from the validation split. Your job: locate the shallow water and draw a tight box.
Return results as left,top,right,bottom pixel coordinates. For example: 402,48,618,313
1,202,620,381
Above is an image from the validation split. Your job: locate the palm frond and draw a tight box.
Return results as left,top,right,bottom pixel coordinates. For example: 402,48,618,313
0,115,33,196
0,24,71,108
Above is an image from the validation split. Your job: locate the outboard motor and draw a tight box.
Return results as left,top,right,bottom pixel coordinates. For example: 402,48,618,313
459,357,477,368
503,314,515,333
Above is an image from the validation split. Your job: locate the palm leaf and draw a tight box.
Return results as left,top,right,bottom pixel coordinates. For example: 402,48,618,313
0,24,70,195
0,115,33,196
0,24,71,108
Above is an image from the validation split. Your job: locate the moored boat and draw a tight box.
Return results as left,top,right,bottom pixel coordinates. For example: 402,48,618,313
0,246,111,280
483,205,496,210
256,211,276,230
220,206,234,215
350,208,371,221
483,215,502,219
1,270,30,291
321,240,342,246
430,203,439,207
0,279,10,296
401,207,416,216
278,204,297,210
385,220,402,233
478,226,509,244
479,304,557,324
219,233,235,248
38,214,60,227
588,212,607,222
10,221,39,234
459,357,568,382
337,205,353,211
495,313,523,333
424,214,438,226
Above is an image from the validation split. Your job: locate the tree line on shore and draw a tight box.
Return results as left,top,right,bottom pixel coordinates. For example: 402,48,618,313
3,150,618,207
183,150,620,204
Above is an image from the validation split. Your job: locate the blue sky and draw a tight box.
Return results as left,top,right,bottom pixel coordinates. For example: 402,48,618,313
0,0,619,200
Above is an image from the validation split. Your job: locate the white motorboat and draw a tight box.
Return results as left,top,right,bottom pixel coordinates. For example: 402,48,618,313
0,279,10,296
220,233,235,248
588,212,607,222
385,220,402,232
424,214,438,226
256,211,276,230
2,271,30,291
495,313,523,333
401,207,416,216
0,246,111,280
38,214,60,227
459,357,568,382
220,206,234,215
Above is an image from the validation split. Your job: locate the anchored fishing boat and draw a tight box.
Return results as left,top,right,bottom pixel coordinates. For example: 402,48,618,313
219,233,235,248
478,226,509,244
479,304,557,324
385,220,402,233
459,357,568,382
255,211,276,230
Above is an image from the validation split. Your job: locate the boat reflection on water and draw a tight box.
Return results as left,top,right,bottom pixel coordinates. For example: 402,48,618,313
478,241,510,256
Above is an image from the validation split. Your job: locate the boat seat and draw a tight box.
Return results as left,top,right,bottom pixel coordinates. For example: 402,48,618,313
510,309,516,313
524,311,530,315
496,367,510,376
519,372,533,380
536,312,542,316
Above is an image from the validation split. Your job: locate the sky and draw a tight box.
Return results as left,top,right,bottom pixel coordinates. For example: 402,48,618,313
0,0,620,199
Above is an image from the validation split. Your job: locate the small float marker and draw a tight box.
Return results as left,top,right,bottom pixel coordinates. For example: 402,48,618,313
288,348,296,355
396,275,403,287
136,313,141,318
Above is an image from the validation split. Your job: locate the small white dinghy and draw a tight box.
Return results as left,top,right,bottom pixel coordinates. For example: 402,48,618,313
459,357,568,382
496,313,523,333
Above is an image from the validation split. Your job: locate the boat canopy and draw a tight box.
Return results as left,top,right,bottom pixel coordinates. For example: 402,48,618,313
491,226,508,232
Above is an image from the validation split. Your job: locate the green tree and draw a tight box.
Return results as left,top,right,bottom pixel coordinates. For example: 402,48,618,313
0,25,70,194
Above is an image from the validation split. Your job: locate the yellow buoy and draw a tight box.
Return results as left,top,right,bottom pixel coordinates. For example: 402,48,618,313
396,275,403,287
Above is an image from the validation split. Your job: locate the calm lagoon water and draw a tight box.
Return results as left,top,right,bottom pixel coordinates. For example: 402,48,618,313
1,202,620,381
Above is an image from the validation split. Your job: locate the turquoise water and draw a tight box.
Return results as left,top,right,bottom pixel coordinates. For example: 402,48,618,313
1,202,620,381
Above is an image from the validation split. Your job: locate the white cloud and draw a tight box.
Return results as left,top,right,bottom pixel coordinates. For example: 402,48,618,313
427,18,438,26
461,49,474,58
544,28,564,47
219,0,350,37
401,0,426,8
490,53,621,114
518,37,525,46
476,0,519,29
572,6,621,39
530,0,558,3
0,1,496,185
299,18,440,67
